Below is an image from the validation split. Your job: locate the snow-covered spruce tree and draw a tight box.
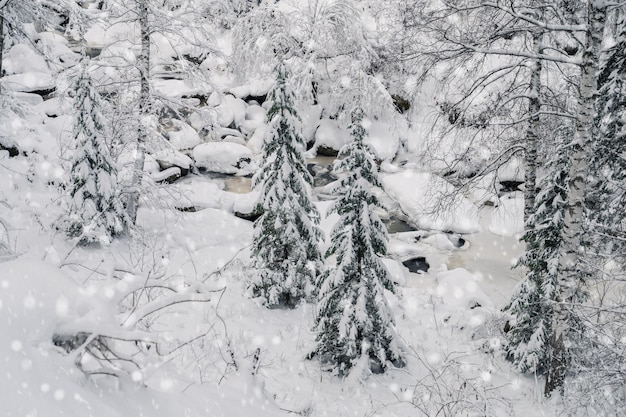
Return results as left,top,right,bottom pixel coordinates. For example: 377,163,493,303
546,0,608,396
250,63,323,308
310,106,402,375
588,11,626,263
61,60,128,244
503,133,570,374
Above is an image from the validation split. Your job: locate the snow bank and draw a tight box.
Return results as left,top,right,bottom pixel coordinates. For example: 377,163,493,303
139,207,252,252
172,180,237,210
435,268,493,309
193,142,253,174
382,170,480,233
489,193,524,236
363,120,400,161
0,256,282,417
314,118,350,155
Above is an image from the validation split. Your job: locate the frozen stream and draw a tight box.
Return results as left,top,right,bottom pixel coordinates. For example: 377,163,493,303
399,206,524,307
209,159,524,308
447,206,524,306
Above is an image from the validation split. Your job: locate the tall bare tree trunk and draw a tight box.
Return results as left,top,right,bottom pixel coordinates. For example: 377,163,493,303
126,0,150,225
545,0,607,397
0,6,6,96
523,28,544,236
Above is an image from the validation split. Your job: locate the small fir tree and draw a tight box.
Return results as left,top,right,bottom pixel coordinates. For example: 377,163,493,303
311,107,403,375
62,60,128,244
250,63,323,308
503,135,570,374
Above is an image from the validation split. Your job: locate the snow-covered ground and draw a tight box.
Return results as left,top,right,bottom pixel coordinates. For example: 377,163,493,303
0,5,563,416
0,138,544,416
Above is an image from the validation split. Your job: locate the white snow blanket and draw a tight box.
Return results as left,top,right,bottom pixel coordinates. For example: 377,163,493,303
383,171,480,233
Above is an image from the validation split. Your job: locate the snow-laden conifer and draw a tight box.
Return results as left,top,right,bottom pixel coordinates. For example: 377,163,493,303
311,107,402,375
61,60,128,244
588,13,626,261
250,63,323,308
503,136,570,374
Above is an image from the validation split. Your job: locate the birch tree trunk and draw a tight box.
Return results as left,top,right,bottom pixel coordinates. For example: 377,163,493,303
544,0,607,397
0,11,4,96
523,28,544,236
126,0,150,225
0,0,10,96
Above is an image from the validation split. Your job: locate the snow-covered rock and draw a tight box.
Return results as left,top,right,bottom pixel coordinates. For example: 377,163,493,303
193,142,253,174
383,170,480,233
166,119,202,150
229,78,273,100
245,104,266,123
2,72,55,93
4,44,49,74
152,148,193,174
37,32,78,69
246,125,266,154
240,104,267,136
314,118,350,156
212,94,246,128
232,190,261,220
207,91,221,107
153,79,207,98
188,108,215,132
13,92,44,107
301,105,323,143
144,153,161,174
151,166,181,183
222,135,247,146
364,120,400,161
382,258,407,286
435,268,493,309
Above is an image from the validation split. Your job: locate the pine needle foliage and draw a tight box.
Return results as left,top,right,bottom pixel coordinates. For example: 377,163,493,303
62,60,128,245
250,63,323,308
311,107,402,375
588,14,626,261
503,135,570,374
